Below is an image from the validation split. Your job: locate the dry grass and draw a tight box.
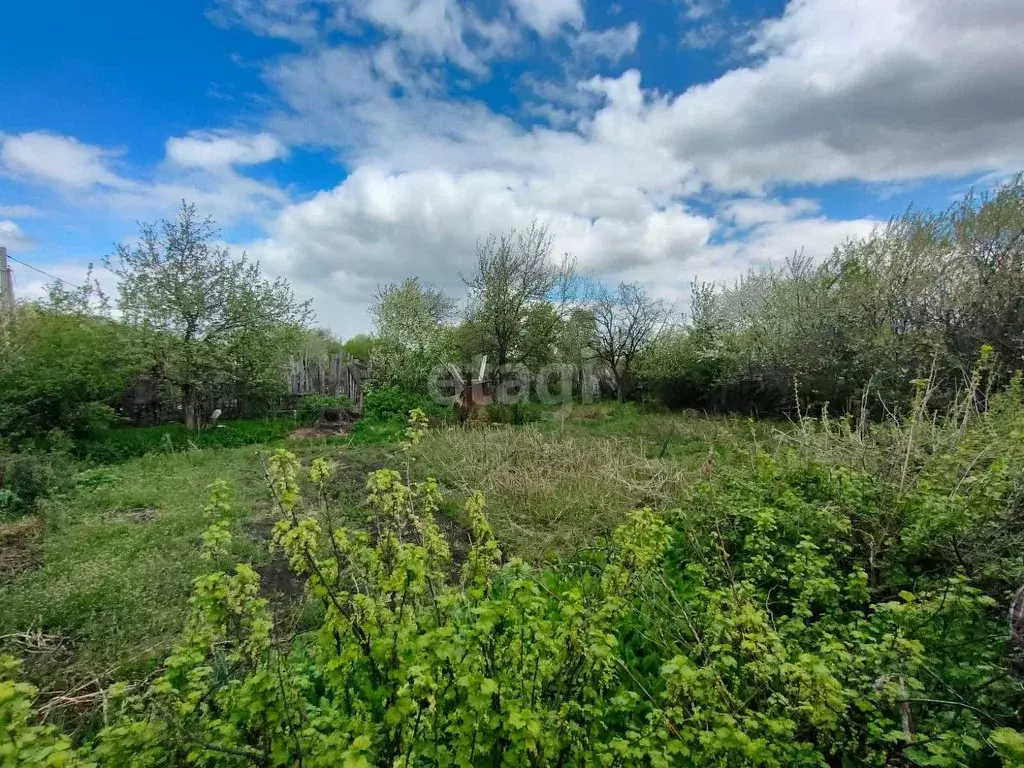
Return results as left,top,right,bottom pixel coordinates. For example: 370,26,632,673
412,423,689,558
0,518,42,583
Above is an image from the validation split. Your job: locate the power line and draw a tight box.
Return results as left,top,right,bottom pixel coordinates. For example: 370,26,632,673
4,253,79,288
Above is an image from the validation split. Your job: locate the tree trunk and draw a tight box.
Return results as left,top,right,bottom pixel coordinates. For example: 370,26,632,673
616,374,626,403
183,385,200,431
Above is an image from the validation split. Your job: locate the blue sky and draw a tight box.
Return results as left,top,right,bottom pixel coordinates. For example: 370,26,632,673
2,0,1023,333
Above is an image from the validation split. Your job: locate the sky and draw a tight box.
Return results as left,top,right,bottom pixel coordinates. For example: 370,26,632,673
1,0,1023,335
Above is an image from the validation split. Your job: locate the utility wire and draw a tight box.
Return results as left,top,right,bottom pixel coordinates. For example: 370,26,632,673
4,254,79,288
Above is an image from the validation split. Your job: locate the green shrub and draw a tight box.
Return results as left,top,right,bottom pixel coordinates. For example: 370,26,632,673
484,401,542,425
363,386,429,422
78,419,295,464
0,441,74,517
7,397,1024,766
295,394,353,424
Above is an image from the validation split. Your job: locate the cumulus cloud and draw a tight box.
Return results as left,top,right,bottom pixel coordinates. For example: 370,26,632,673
0,130,286,225
722,197,820,228
601,0,1024,190
8,0,1024,335
165,131,287,169
241,165,879,333
0,132,131,189
0,220,32,250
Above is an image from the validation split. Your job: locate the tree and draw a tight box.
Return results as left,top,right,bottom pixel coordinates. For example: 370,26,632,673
106,203,312,429
370,278,455,393
342,333,374,362
556,307,597,399
0,276,142,440
295,327,343,358
592,282,669,402
519,302,561,372
464,223,576,374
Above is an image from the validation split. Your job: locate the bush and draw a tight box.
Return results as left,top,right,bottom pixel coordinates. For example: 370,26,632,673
6,401,1024,765
0,439,74,517
363,386,429,422
77,419,296,464
483,401,542,425
295,394,353,424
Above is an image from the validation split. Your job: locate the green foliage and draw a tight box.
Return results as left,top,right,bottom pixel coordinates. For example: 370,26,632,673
106,202,312,429
0,657,85,767
77,419,295,464
295,327,344,358
296,395,354,425
10,396,1024,765
0,446,269,697
0,439,74,518
7,390,1024,766
4,426,674,766
618,451,1023,767
369,278,454,393
645,174,1024,416
342,333,374,362
463,223,575,371
0,289,141,442
483,401,542,425
363,387,429,422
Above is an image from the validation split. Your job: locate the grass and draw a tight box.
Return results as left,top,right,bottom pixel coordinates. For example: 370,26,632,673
410,404,766,557
0,447,272,700
76,418,299,464
0,402,762,724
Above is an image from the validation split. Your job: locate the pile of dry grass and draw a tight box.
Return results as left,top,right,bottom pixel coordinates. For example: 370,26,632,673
412,424,688,558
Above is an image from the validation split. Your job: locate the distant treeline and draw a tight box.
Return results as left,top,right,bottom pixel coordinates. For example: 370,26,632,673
641,174,1024,416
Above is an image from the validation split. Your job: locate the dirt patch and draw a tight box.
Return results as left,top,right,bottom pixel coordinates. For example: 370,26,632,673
243,512,307,617
433,511,472,570
289,407,362,440
255,557,307,608
0,518,42,583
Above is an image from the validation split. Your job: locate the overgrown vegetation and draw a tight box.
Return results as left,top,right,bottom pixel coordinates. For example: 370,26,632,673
4,179,1024,765
643,174,1024,416
6,386,1024,765
295,395,354,425
75,420,298,465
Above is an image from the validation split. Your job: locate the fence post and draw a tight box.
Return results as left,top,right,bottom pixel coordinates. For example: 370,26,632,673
0,247,13,310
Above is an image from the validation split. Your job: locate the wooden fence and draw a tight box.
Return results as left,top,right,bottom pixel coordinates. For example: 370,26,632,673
284,353,368,404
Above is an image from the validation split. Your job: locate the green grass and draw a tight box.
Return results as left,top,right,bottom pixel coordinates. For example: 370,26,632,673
0,447,272,694
76,418,299,464
0,403,759,718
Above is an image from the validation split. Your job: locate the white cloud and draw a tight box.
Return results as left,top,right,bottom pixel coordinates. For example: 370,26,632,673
603,0,1024,190
0,132,130,189
165,131,287,169
0,131,286,225
722,197,819,227
0,204,40,218
8,0,1024,336
680,22,725,50
0,220,32,250
209,0,331,44
231,0,1024,332
508,0,583,36
571,23,641,63
680,0,720,22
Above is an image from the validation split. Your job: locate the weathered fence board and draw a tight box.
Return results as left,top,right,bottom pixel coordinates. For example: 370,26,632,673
285,353,368,404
